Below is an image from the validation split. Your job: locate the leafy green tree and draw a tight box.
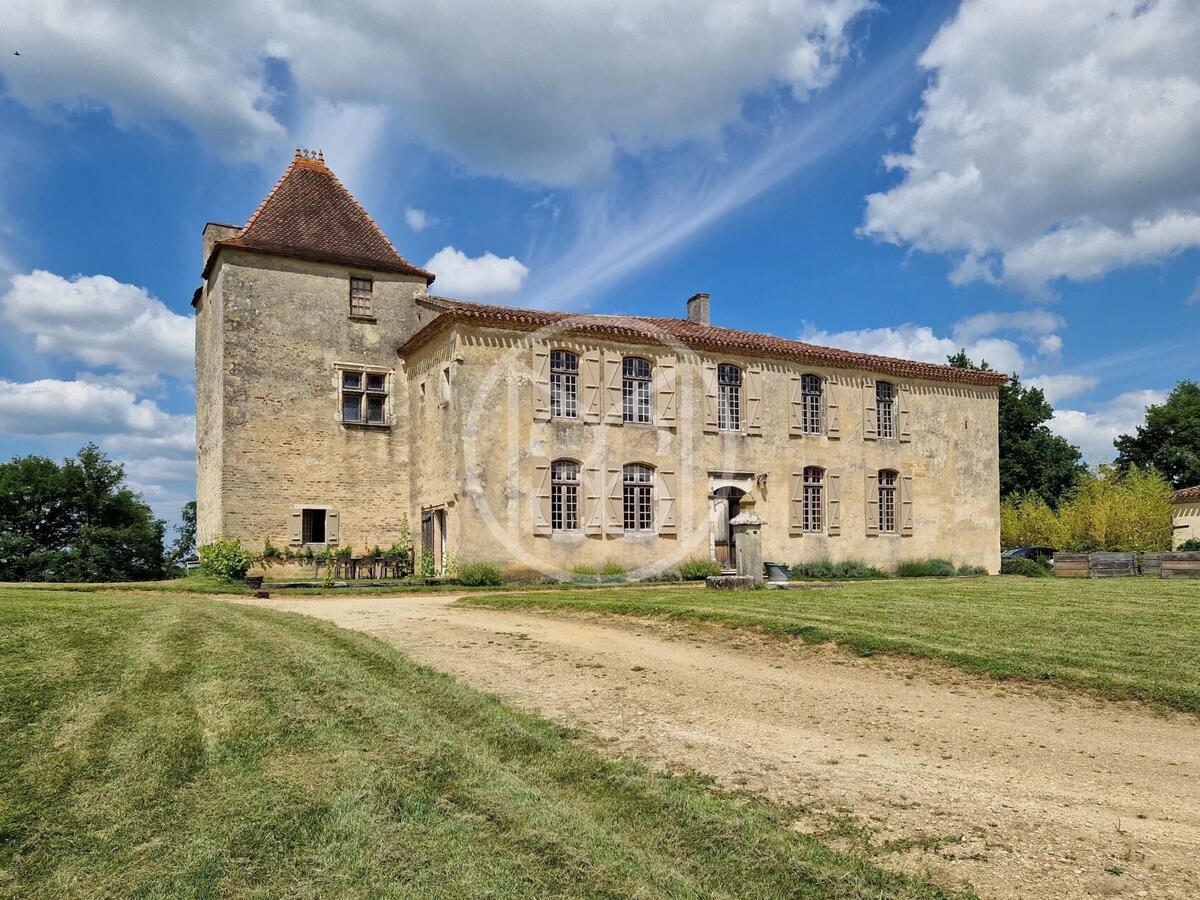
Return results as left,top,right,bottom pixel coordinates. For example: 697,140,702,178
0,443,166,582
949,351,1085,505
1114,381,1200,489
168,500,197,568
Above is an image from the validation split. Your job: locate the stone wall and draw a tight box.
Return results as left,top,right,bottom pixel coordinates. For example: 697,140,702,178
1174,501,1200,548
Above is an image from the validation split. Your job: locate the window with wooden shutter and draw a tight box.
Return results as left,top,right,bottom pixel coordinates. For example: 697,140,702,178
550,350,578,419
603,352,623,424
898,383,913,442
876,381,896,440
802,466,823,532
878,469,898,533
862,377,878,440
656,469,677,534
865,472,880,535
718,364,742,431
825,374,841,439
604,466,623,533
288,509,302,546
581,351,603,423
703,363,719,433
550,459,579,532
900,472,914,535
789,472,803,535
622,357,652,424
582,465,603,535
827,470,841,535
788,376,804,436
325,510,340,545
532,345,551,421
623,464,654,532
532,458,551,535
655,357,676,426
745,365,763,434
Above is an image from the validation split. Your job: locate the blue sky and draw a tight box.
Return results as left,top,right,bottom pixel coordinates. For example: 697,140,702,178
1,0,1198,524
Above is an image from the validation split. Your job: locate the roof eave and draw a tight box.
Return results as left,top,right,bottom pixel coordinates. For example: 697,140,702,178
201,240,436,283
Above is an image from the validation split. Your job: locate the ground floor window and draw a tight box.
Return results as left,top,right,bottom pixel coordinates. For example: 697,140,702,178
623,463,654,532
878,469,897,533
803,466,823,532
551,459,580,531
302,508,326,543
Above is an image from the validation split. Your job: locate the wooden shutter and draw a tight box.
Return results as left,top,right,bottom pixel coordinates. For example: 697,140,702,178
582,464,603,535
532,458,551,535
788,375,803,436
825,374,840,439
703,363,719,433
532,345,550,422
655,358,676,426
898,383,913,442
865,473,879,535
603,353,623,424
326,510,340,545
604,466,623,534
581,350,602,423
288,509,302,545
862,377,877,440
900,472,914,535
745,365,764,434
827,470,841,535
789,472,803,535
656,469,677,534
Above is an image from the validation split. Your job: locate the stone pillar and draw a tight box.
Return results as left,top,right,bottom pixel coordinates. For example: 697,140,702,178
729,489,764,584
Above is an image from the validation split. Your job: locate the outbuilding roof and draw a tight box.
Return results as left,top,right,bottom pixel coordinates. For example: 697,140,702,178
201,149,434,282
1173,485,1200,503
398,296,1010,387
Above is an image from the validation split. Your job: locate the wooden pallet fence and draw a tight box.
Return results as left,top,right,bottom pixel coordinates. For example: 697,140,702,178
1088,552,1138,578
1140,553,1163,577
1161,552,1200,579
1052,553,1088,578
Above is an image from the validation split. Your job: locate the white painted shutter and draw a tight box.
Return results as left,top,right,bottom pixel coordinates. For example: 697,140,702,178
656,469,677,534
825,374,840,439
532,345,551,422
865,473,879,536
581,350,602,423
603,353,623,424
604,466,623,534
862,377,877,441
703,363,719,433
900,472,914,535
582,464,603,535
789,472,803,535
745,364,764,435
326,510,340,545
898,383,913,443
655,357,676,426
827,470,841,536
532,458,551,535
788,375,803,436
288,509,302,545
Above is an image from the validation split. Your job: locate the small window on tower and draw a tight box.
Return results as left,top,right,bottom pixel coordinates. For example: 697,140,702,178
349,277,373,317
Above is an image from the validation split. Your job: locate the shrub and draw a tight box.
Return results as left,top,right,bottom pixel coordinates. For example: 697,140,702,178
458,562,504,586
957,564,988,576
599,560,627,577
420,549,436,579
570,564,596,577
1000,556,1050,577
1178,538,1200,551
895,558,956,578
790,559,885,580
198,538,255,582
680,558,722,580
640,570,681,583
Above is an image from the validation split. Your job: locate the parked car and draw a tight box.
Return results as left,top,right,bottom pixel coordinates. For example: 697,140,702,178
1002,546,1056,565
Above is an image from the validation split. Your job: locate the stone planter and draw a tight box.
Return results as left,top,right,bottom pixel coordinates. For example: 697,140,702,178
243,575,265,590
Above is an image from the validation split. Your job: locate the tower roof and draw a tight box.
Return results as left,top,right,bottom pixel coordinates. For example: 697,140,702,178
202,149,434,282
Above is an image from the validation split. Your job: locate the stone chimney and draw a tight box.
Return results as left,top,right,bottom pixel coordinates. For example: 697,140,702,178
202,222,240,270
686,292,710,325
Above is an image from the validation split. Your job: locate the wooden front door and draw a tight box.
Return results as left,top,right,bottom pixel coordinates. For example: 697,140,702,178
713,488,743,569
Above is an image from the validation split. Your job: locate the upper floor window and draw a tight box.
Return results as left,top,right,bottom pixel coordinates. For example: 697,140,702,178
349,277,373,317
801,374,823,434
622,357,652,424
878,469,898,533
341,368,387,425
551,459,580,532
717,364,741,431
623,463,654,532
876,381,895,439
803,466,824,532
550,350,578,419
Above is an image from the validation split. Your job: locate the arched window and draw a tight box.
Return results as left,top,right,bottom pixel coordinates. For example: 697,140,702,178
623,463,654,532
803,466,824,532
551,459,579,531
878,469,898,533
801,374,822,434
876,381,895,439
717,364,741,431
550,350,578,418
622,357,652,424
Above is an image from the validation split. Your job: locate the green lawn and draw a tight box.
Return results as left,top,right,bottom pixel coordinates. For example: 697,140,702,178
460,577,1200,713
0,587,967,899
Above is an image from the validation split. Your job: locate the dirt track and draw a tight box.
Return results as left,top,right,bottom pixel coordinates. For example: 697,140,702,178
242,593,1200,900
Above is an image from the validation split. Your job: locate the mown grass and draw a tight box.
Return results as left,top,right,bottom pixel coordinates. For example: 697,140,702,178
0,587,969,899
461,577,1200,713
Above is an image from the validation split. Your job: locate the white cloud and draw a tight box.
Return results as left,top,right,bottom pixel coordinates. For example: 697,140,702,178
1050,389,1166,462
424,246,529,299
951,309,1065,345
0,378,193,442
1,270,192,378
1025,373,1098,406
0,0,871,183
405,208,435,232
861,0,1200,291
799,322,1026,375
1188,278,1200,305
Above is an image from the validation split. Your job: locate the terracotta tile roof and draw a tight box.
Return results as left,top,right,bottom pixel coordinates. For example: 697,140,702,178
202,150,434,282
399,297,1010,387
1173,485,1200,503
